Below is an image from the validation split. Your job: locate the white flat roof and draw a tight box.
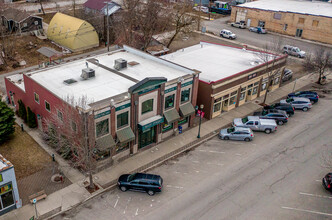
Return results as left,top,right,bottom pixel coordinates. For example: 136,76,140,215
0,154,13,172
10,47,194,108
161,42,270,83
237,0,332,18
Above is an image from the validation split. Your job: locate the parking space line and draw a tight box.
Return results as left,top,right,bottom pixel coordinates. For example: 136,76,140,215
235,153,242,156
315,180,321,182
281,206,332,217
207,162,224,166
166,185,184,189
199,150,225,154
135,208,139,216
299,192,332,199
114,196,119,208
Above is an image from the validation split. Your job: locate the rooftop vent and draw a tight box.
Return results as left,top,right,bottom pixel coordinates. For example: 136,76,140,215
81,68,95,80
128,61,139,66
114,58,127,70
64,78,78,85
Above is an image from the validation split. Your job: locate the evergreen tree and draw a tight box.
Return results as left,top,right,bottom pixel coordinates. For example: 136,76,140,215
27,107,37,128
18,100,27,122
0,101,15,144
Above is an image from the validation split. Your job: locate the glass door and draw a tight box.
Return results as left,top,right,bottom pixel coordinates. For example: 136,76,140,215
139,127,155,149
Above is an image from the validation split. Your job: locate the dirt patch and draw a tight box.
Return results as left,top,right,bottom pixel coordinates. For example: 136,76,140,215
39,12,56,24
0,124,51,180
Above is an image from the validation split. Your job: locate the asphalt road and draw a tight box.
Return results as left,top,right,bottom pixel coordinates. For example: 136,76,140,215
203,16,332,54
56,87,332,220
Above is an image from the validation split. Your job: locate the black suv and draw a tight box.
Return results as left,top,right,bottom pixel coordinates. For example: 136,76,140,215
118,173,163,196
322,173,332,193
264,103,295,117
254,110,288,125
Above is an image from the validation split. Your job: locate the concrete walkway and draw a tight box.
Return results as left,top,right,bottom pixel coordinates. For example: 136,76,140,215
1,73,325,220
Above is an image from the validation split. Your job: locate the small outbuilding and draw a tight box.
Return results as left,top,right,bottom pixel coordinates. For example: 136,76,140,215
47,13,99,52
1,8,43,33
83,0,121,16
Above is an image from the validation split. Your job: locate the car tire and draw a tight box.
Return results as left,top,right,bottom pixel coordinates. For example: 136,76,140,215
265,129,272,134
302,107,308,112
120,186,127,192
224,136,229,140
277,121,284,125
244,137,250,142
147,190,155,196
231,24,234,27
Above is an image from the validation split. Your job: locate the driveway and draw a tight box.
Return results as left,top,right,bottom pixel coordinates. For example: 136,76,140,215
53,87,332,220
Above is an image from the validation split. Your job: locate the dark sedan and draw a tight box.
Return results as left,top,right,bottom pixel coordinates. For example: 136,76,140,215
288,91,319,103
118,173,163,196
322,173,332,193
254,111,288,125
264,103,295,117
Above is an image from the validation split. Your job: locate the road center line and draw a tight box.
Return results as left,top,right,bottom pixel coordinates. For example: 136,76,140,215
299,192,332,199
114,197,119,208
281,206,332,217
315,180,321,182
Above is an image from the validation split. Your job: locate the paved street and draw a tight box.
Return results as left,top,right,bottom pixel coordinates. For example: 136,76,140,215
54,88,332,220
203,17,332,54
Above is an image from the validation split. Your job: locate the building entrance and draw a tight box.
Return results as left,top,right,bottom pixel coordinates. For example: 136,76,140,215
139,126,155,149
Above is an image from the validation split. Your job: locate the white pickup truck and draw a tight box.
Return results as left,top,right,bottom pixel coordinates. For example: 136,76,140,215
233,116,277,134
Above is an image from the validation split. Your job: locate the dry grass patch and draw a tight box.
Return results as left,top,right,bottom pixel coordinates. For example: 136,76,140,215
0,124,51,180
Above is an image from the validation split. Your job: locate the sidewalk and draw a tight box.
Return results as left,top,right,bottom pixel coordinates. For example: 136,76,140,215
0,73,322,220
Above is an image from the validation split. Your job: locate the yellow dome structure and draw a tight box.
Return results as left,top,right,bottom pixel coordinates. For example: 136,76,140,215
47,13,99,52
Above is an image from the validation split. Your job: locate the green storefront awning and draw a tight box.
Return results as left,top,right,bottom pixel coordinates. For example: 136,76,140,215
164,108,180,124
179,103,195,118
116,127,135,143
96,134,116,150
138,115,164,132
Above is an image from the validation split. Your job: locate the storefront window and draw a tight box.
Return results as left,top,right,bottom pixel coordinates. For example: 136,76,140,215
115,142,129,153
142,99,154,114
96,119,109,137
239,87,246,101
229,91,238,105
0,183,14,210
253,87,258,95
261,82,267,91
223,99,229,107
162,122,173,132
165,94,175,110
178,117,188,125
117,111,129,129
181,88,191,103
213,102,221,113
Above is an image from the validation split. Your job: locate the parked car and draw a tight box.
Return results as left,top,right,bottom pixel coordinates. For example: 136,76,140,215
288,91,319,103
264,103,295,117
254,111,288,125
282,45,306,58
220,29,236,39
193,6,209,13
322,173,332,193
231,21,246,29
282,69,293,82
219,127,254,141
249,26,267,34
118,173,163,196
280,97,312,111
233,116,277,134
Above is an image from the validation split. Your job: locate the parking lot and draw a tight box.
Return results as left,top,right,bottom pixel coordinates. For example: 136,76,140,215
57,89,332,220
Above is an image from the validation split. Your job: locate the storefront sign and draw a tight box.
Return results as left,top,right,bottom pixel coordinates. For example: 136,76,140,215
164,86,177,94
138,85,160,95
248,73,257,80
94,110,111,119
115,103,131,111
139,117,164,132
181,81,193,88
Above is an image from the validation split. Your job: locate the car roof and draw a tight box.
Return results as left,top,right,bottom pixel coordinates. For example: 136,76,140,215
234,127,251,132
222,29,231,32
134,173,161,181
292,97,310,101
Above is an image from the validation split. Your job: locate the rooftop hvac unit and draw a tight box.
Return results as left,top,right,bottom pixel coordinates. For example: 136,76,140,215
114,58,127,70
81,68,95,80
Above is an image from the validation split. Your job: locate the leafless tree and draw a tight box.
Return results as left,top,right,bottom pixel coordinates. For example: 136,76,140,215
166,1,198,48
304,47,332,85
43,96,105,190
39,0,45,15
255,37,285,105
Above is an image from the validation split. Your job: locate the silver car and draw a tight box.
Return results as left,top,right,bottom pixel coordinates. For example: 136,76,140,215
282,45,306,58
219,127,254,142
280,97,312,111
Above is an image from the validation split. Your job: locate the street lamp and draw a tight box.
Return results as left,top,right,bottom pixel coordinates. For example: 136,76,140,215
197,104,204,138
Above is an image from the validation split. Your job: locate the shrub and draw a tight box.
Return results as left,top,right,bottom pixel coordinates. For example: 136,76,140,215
18,100,27,122
0,101,15,143
27,107,37,128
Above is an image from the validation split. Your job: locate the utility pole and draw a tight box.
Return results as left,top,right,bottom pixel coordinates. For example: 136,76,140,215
197,0,202,31
105,1,110,51
73,0,76,17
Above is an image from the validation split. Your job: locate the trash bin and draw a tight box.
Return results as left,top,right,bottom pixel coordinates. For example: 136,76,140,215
178,126,182,134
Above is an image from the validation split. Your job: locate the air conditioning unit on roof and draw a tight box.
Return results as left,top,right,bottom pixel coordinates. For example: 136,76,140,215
114,58,127,70
81,68,95,80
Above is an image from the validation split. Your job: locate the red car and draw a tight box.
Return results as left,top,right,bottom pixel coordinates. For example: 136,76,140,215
322,173,332,193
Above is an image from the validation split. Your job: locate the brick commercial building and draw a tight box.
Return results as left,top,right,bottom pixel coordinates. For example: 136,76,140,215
5,46,199,165
231,0,332,45
162,41,287,119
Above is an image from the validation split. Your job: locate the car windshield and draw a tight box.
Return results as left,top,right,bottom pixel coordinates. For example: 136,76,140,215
227,127,235,133
286,98,293,103
294,47,300,52
127,173,137,182
242,117,249,123
294,92,300,95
